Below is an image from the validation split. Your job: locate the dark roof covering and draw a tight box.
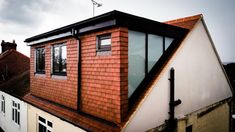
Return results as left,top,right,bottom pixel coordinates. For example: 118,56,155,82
0,70,29,98
25,10,188,43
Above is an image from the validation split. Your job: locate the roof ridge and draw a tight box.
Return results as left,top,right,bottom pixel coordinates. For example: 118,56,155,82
0,49,29,60
165,14,203,24
0,49,14,60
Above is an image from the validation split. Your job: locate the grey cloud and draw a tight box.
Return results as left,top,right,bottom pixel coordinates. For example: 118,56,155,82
0,0,53,26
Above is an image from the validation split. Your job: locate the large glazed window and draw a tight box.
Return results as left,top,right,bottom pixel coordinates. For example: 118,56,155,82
128,31,146,97
36,48,45,73
128,30,175,98
52,44,67,76
148,34,163,72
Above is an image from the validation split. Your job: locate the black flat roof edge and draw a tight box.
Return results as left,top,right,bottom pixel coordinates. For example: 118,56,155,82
25,10,187,43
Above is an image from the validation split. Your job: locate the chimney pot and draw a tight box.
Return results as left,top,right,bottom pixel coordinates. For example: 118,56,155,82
1,40,17,53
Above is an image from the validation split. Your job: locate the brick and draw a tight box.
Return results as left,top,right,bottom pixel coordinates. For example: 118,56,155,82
30,27,129,124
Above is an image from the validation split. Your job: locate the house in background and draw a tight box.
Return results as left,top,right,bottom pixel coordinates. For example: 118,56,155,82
224,63,235,131
24,11,232,132
0,41,30,132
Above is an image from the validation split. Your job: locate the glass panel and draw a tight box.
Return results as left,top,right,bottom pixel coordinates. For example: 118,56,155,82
128,30,146,98
61,45,67,72
12,109,14,120
47,121,53,127
53,46,60,73
39,116,46,123
36,48,45,72
100,38,111,46
17,111,20,125
15,109,17,123
165,37,174,50
39,123,46,132
148,34,163,72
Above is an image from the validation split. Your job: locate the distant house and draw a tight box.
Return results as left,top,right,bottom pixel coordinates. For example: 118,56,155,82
0,40,29,132
24,11,232,132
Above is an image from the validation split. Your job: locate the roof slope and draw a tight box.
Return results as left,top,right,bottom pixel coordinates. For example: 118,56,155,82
164,14,202,30
0,49,30,98
0,49,30,83
0,70,29,98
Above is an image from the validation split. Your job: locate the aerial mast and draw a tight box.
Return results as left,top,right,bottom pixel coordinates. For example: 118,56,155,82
91,0,102,17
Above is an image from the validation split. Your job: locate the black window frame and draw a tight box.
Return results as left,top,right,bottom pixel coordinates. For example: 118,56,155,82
35,47,45,74
96,33,111,52
52,43,67,76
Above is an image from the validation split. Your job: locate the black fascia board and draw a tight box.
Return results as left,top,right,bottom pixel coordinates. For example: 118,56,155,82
25,10,187,43
114,11,187,38
24,11,117,43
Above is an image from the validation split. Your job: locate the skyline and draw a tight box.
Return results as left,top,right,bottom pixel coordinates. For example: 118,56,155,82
0,0,234,62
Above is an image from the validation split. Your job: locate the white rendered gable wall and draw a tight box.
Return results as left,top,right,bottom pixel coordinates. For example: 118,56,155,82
0,91,27,132
123,20,232,132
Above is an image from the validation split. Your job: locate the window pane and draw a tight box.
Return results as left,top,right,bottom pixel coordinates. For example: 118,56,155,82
18,111,20,125
12,109,14,120
61,45,67,72
36,48,45,72
39,123,46,132
128,30,146,97
100,38,111,46
47,121,53,127
15,109,17,123
165,37,174,50
97,34,111,51
148,34,163,72
39,116,46,123
53,46,60,73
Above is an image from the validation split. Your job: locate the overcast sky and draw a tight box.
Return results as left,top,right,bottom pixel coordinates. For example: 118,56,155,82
0,0,234,62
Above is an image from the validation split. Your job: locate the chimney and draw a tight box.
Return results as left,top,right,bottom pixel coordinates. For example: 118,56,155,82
1,40,17,53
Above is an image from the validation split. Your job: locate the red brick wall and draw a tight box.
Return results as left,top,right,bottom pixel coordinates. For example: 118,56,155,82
30,27,128,124
30,38,78,109
80,27,128,123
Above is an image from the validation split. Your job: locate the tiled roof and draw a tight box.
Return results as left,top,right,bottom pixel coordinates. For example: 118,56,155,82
0,49,30,98
0,70,29,98
23,94,120,132
165,14,202,30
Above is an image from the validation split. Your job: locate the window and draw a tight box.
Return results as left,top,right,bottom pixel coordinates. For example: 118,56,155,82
1,95,5,114
52,44,67,75
128,30,175,98
12,101,20,125
36,48,45,73
97,34,111,51
38,116,53,132
186,125,192,132
148,34,163,72
128,31,146,97
165,37,174,50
